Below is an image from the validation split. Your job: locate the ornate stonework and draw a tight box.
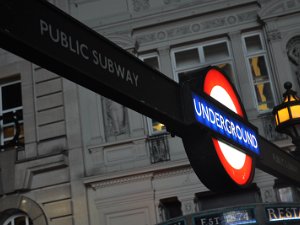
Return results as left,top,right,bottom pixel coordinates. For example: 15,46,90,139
267,30,282,42
287,36,300,66
287,36,300,88
89,173,153,190
88,166,193,190
154,166,193,179
104,32,136,50
259,0,300,19
163,0,181,4
132,0,150,12
102,98,129,140
163,0,211,5
136,10,257,45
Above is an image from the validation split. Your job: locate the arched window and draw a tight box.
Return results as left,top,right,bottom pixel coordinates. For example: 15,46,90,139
0,210,33,225
3,213,32,225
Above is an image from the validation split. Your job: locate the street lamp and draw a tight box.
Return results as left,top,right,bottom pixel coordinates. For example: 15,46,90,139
273,82,300,159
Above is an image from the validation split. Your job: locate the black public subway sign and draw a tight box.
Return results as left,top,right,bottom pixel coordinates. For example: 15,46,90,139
0,0,183,130
1,0,300,192
39,19,139,88
0,0,263,192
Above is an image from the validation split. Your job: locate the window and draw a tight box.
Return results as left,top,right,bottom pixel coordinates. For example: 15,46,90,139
0,79,23,150
140,54,166,135
3,214,32,225
159,197,182,221
172,39,236,85
242,32,276,112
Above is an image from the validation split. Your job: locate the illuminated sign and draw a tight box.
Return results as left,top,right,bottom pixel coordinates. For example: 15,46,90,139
222,209,256,225
193,93,259,155
182,67,257,191
194,213,221,225
266,206,300,222
193,209,256,225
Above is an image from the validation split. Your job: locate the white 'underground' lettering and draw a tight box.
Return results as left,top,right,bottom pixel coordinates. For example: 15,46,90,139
193,98,258,150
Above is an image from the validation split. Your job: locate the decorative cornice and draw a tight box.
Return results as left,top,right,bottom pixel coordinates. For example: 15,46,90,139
89,173,153,190
259,0,300,20
132,0,150,12
104,33,136,50
153,166,193,179
136,10,257,45
87,165,193,190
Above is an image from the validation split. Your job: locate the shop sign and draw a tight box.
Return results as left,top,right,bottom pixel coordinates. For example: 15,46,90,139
266,206,300,222
159,219,186,225
193,208,256,225
194,213,221,225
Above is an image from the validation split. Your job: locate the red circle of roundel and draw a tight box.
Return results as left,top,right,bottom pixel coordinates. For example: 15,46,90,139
203,68,253,186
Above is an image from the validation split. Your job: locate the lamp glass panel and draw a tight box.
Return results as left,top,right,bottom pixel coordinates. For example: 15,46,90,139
285,95,298,102
291,105,300,118
278,107,290,123
275,115,279,126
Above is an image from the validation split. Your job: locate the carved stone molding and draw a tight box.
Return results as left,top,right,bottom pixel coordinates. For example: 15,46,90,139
163,0,212,6
267,30,282,42
104,33,136,50
181,200,195,215
287,36,300,66
154,166,193,180
132,0,150,12
136,10,257,45
88,165,193,190
163,0,181,4
102,97,129,141
287,36,300,88
259,0,300,20
89,173,153,190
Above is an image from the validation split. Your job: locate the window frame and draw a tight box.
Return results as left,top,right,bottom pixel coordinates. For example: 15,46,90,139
242,31,276,113
171,38,237,85
0,79,23,148
3,213,32,225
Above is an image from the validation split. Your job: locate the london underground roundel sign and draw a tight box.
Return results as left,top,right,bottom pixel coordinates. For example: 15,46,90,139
182,67,259,192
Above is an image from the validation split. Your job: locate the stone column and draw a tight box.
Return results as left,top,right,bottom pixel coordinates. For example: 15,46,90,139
228,31,257,118
157,46,174,79
178,196,196,215
264,19,296,96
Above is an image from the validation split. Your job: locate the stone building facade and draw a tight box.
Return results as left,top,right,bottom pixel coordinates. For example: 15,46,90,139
0,0,300,224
